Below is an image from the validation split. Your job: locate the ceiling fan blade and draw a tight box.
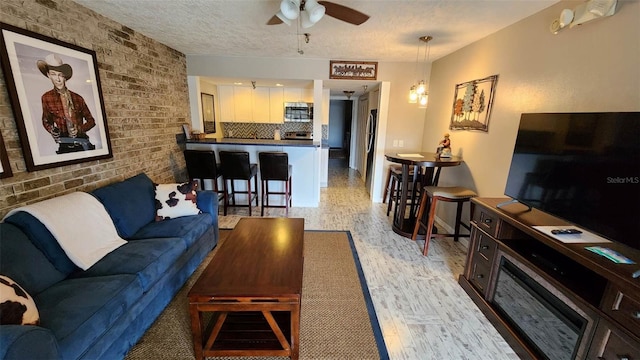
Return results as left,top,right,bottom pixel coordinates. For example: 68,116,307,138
318,1,370,25
267,15,284,25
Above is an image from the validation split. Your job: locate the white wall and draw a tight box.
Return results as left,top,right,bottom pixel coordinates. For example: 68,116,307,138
422,0,640,196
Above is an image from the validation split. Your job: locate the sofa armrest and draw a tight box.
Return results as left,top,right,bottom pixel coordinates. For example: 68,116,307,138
196,190,219,219
0,325,60,360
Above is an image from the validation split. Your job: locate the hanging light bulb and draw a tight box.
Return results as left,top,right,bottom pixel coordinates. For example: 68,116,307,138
409,85,418,103
418,92,428,108
408,36,421,103
416,80,426,95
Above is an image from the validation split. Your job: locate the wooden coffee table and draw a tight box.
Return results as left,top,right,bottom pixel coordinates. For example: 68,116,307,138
188,217,304,360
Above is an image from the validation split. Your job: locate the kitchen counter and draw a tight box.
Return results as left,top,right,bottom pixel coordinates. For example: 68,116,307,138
187,138,320,147
185,139,320,207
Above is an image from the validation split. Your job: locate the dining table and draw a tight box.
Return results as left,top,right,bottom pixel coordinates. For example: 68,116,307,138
384,152,463,239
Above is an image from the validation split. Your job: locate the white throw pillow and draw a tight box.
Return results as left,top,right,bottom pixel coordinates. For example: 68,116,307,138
155,181,201,221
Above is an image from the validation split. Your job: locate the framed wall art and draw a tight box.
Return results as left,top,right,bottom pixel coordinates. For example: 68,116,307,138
449,74,498,132
0,131,12,178
0,22,112,171
330,60,377,80
201,93,216,134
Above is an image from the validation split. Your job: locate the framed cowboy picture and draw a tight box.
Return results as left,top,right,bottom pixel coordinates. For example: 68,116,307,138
0,22,112,171
0,131,12,178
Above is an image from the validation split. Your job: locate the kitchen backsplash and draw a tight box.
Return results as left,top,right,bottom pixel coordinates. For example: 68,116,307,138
222,122,327,140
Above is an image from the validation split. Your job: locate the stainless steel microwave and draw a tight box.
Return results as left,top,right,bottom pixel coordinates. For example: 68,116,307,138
284,102,313,122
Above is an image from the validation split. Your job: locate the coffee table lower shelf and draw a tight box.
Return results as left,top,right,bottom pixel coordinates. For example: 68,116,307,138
189,298,301,360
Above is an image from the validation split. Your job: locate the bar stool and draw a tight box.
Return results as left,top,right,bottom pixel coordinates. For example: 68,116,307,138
218,151,259,216
386,165,417,216
258,152,292,216
383,164,402,204
183,150,223,196
412,186,477,256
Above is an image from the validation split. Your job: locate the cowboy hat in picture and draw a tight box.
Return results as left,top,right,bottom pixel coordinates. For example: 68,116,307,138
37,53,73,80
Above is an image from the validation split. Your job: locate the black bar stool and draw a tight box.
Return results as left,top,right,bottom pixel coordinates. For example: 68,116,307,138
259,152,292,216
183,150,223,197
411,186,477,255
385,165,416,216
218,151,259,216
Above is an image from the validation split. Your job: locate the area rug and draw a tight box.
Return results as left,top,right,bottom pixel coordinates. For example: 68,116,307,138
125,230,389,360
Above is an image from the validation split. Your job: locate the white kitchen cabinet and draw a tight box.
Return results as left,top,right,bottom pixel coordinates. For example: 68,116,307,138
252,87,270,123
283,88,302,103
303,88,314,102
234,86,252,122
283,87,314,103
269,87,284,123
218,85,236,122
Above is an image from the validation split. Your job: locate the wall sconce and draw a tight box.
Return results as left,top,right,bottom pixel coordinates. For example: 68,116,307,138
550,0,617,34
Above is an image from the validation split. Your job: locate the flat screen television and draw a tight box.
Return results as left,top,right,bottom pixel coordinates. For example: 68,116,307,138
504,112,640,251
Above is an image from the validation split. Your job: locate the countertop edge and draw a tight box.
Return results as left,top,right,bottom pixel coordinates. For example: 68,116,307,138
186,139,320,147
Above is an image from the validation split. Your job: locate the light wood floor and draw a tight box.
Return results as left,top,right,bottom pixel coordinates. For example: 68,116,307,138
218,158,519,360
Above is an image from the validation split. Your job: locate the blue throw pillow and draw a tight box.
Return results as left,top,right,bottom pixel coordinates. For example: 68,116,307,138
91,173,156,238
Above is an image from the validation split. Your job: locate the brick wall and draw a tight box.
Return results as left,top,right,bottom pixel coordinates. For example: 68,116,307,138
0,0,190,218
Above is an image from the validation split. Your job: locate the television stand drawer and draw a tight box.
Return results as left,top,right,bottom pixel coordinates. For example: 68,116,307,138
602,284,640,337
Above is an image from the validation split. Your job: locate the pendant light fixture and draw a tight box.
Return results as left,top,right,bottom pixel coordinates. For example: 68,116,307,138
408,35,433,108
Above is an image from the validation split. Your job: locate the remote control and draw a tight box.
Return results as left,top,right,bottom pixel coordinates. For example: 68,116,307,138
551,229,582,235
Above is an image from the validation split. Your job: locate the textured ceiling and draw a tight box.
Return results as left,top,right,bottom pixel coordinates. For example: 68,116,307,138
73,0,557,95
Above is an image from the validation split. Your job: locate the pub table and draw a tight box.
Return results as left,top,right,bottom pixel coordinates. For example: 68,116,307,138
384,152,463,239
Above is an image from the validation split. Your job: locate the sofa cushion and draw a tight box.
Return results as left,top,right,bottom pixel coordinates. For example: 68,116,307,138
34,274,143,360
154,181,201,221
71,237,186,291
0,275,39,325
92,173,156,239
131,213,213,248
3,212,79,276
0,223,67,295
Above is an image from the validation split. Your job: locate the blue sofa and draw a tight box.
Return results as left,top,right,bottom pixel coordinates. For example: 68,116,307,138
0,173,219,360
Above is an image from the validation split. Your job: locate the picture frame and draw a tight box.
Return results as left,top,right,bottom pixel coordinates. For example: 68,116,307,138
0,131,12,179
449,75,498,132
201,93,216,134
0,22,112,171
330,60,377,80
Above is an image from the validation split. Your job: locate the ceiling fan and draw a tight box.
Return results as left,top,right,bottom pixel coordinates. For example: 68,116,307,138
267,0,369,28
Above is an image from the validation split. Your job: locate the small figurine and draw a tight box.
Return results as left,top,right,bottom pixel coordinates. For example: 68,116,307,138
437,133,452,157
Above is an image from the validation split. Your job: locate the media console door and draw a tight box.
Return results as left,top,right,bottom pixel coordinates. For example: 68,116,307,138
460,198,640,360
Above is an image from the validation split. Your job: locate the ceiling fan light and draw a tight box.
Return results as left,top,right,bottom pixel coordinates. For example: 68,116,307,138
275,11,293,25
280,0,300,20
300,10,315,28
305,0,326,23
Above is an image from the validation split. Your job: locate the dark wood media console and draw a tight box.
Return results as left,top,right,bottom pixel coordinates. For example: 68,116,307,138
459,198,640,360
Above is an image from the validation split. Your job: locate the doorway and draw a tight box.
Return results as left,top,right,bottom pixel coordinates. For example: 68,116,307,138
328,100,353,162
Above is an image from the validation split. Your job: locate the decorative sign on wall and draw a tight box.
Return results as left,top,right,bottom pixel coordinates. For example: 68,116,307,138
329,60,377,80
449,75,498,132
0,22,112,171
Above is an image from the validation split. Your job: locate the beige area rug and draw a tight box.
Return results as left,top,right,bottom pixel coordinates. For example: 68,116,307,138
125,230,387,360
